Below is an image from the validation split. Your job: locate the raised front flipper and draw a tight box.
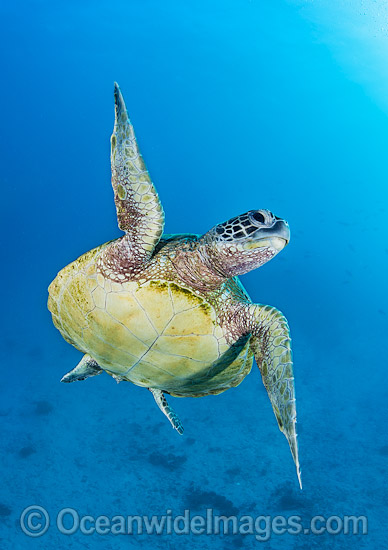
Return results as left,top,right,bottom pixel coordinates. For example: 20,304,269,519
248,305,301,489
61,354,103,383
105,83,164,273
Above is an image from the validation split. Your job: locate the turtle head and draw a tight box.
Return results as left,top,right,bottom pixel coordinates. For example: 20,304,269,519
201,209,290,278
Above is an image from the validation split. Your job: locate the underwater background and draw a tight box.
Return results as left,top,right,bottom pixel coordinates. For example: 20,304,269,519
1,0,387,548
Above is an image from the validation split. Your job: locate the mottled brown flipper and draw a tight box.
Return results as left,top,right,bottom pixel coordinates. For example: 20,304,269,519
248,304,301,489
110,82,164,262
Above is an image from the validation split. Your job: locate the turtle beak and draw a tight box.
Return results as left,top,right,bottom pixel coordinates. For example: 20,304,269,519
243,219,290,251
267,219,290,245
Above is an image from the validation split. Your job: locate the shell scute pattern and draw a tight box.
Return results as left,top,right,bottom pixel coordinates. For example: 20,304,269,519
87,277,98,292
104,291,158,346
48,243,255,393
81,326,138,373
91,285,107,309
56,274,93,346
133,351,204,381
163,309,211,336
134,283,174,333
127,360,182,389
152,334,218,362
168,282,203,314
67,274,95,315
62,289,88,330
86,307,149,358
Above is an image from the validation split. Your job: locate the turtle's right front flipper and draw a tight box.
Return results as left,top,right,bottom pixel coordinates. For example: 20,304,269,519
247,304,301,489
61,354,103,383
104,83,165,273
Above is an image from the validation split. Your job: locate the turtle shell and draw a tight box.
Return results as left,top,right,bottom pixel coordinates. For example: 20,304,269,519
48,246,253,397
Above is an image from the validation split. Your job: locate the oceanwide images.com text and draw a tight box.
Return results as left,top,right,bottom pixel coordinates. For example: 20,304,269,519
20,506,368,541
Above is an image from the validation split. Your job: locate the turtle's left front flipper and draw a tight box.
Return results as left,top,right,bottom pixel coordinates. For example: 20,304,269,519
248,305,301,489
61,354,103,383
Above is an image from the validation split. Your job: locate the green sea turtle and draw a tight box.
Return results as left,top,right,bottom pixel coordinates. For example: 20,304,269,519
48,83,301,487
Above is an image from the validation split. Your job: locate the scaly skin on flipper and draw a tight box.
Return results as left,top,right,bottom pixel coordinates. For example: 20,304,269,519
61,354,103,383
98,83,164,280
149,388,184,434
248,305,301,489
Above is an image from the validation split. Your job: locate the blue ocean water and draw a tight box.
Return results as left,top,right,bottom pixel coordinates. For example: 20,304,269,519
1,0,387,548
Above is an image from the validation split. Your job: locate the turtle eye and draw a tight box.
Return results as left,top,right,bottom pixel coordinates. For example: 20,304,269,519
251,211,265,224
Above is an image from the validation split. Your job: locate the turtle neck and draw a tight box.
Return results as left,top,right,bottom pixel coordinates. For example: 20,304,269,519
171,240,228,293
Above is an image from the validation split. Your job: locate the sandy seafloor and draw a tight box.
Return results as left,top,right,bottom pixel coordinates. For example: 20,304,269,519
0,1,387,549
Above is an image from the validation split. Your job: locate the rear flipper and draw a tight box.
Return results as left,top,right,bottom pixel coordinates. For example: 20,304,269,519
149,388,184,435
61,354,103,383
